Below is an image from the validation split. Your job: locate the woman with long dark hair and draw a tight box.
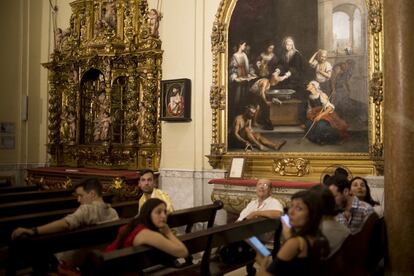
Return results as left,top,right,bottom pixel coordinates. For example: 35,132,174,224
350,177,380,207
105,198,188,258
256,190,329,275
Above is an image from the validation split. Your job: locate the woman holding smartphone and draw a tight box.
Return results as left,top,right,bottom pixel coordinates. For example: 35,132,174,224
256,190,328,275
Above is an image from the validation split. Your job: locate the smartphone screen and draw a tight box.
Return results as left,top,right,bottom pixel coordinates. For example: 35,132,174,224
246,236,271,256
281,214,291,228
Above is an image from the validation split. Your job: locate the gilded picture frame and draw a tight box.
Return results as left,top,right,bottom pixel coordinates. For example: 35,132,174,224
207,0,384,181
161,78,192,122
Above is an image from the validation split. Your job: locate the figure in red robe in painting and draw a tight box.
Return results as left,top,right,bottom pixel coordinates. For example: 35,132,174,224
167,86,184,117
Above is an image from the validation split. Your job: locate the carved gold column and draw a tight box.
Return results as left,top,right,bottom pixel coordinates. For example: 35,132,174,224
209,19,227,168
125,65,139,144
103,58,112,144
138,68,157,145
384,0,414,273
123,1,135,51
68,66,78,145
46,69,61,164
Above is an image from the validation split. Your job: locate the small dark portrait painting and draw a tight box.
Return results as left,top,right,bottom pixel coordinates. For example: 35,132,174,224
161,79,191,122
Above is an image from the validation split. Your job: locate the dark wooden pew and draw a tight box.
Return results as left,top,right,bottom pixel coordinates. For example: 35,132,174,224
0,185,38,194
321,212,380,276
0,189,73,204
167,200,223,232
0,200,139,242
0,193,114,217
0,179,12,188
86,217,280,275
5,201,223,274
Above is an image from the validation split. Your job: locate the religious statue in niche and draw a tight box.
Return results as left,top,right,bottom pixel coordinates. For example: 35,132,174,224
60,108,76,143
67,112,76,142
95,1,117,32
93,87,111,142
55,28,64,52
100,112,112,141
148,9,161,37
104,58,111,81
72,66,79,84
80,13,89,43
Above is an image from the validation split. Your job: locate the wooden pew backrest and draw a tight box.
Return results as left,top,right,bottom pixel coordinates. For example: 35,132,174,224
0,201,138,242
88,217,279,275
21,200,223,254
322,212,380,275
0,185,38,194
0,193,114,217
0,189,73,204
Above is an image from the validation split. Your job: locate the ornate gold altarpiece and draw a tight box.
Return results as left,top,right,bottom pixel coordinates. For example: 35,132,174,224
42,0,162,171
207,0,385,182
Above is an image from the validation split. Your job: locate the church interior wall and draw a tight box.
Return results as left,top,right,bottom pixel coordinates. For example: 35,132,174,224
0,0,223,208
0,0,382,212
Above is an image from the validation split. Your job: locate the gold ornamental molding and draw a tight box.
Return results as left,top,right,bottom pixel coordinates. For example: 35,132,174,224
43,0,162,170
273,158,310,177
208,0,385,181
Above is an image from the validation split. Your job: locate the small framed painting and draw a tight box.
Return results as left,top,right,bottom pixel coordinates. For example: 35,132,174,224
161,78,191,122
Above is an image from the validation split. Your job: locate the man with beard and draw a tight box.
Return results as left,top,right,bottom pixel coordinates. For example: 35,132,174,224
326,175,373,234
138,169,174,214
230,105,286,151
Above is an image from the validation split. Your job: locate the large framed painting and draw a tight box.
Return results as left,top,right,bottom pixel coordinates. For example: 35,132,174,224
208,0,384,180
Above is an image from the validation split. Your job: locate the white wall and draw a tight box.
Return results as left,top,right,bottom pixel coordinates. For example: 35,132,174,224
149,0,222,207
150,0,219,172
0,0,224,205
0,0,49,184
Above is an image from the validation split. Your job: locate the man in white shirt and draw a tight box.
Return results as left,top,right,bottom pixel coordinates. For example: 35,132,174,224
237,178,284,221
237,178,283,276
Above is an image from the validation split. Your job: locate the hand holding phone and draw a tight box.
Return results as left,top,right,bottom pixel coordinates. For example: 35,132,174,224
245,236,271,256
281,214,291,228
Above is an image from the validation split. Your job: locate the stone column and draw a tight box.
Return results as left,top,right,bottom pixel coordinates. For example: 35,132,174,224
348,14,354,50
317,0,333,50
384,0,414,273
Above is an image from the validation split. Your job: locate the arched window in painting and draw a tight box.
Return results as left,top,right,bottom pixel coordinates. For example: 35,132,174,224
332,3,364,56
333,11,350,55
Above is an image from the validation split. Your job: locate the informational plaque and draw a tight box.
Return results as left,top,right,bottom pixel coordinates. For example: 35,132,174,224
228,157,245,178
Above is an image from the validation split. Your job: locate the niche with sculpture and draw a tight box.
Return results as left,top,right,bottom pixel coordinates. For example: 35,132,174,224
43,0,162,170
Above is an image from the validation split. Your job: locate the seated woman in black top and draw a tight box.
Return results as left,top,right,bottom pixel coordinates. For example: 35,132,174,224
256,189,329,275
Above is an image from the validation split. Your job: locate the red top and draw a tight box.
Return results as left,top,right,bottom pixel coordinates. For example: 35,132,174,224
105,224,147,252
